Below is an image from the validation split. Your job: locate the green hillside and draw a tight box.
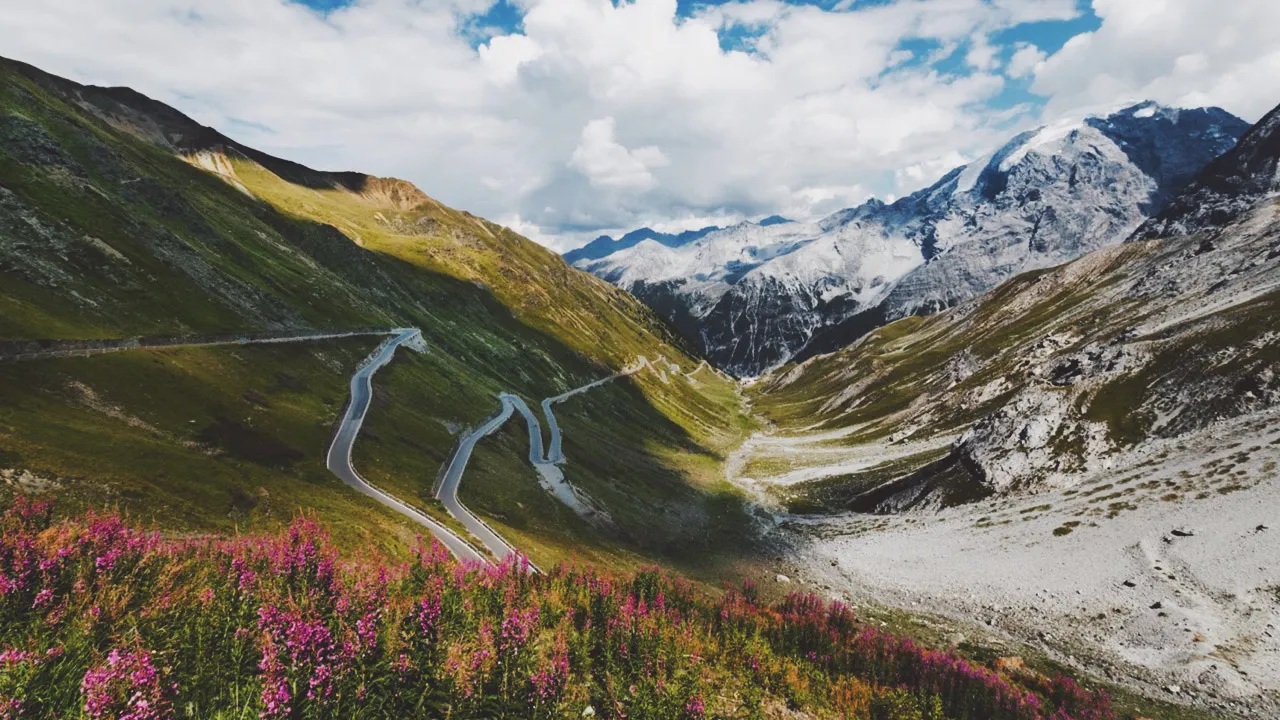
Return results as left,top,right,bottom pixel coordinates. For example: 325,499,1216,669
0,57,753,578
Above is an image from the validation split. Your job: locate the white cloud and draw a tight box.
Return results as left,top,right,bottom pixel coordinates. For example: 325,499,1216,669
896,150,969,187
569,117,668,191
3,0,1275,252
0,0,1055,248
966,36,1001,71
1006,42,1046,79
1031,0,1280,122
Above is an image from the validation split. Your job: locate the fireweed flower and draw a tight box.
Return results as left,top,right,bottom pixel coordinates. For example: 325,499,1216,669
80,648,174,720
0,501,1116,720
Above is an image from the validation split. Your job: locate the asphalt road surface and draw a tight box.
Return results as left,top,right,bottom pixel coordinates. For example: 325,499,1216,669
436,360,658,560
325,329,487,564
434,393,536,564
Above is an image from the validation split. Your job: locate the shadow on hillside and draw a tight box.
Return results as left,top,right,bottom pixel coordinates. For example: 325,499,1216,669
0,58,763,580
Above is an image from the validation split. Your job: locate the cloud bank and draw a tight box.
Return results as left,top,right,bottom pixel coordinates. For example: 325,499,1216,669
2,0,1276,250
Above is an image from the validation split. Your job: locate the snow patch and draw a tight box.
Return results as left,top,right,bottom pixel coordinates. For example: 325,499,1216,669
954,155,990,194
999,118,1084,171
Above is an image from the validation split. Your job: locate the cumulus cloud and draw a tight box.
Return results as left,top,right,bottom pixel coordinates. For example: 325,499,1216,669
1006,42,1046,79
569,117,668,191
1,0,1276,251
1032,0,1280,122
966,36,1001,72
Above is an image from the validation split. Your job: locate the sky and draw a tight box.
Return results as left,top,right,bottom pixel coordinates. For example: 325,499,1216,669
2,0,1278,251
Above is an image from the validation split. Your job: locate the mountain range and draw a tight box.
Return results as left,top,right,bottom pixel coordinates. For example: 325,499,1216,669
8,47,1280,718
562,215,793,265
568,102,1251,376
736,101,1280,718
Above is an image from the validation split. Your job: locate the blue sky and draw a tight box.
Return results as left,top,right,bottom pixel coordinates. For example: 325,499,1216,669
5,0,1276,250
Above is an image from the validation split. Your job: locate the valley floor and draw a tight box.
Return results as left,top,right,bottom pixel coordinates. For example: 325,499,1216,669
732,409,1280,719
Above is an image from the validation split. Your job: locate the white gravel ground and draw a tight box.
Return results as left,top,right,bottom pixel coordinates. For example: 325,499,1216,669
737,409,1280,718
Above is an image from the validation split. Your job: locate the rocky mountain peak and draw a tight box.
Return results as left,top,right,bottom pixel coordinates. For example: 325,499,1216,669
1133,100,1280,240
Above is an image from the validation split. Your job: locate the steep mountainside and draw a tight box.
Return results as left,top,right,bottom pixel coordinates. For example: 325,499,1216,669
573,103,1249,376
0,56,753,576
1134,102,1280,239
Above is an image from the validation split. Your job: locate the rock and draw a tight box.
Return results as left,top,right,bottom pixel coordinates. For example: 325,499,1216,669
1166,685,1181,694
995,656,1026,673
1122,579,1137,588
775,574,791,584
1170,527,1195,537
582,706,596,717
1150,601,1164,610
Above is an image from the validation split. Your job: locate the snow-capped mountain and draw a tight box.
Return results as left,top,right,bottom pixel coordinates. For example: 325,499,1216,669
563,225,721,265
568,102,1249,376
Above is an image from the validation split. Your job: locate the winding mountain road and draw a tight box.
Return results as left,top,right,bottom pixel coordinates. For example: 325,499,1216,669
543,356,657,462
0,328,394,363
326,328,487,564
434,393,546,566
435,357,664,557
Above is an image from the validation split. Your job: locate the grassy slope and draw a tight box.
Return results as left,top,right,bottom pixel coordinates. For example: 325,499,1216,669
0,339,436,557
753,245,1149,441
0,58,754,578
749,235,1236,505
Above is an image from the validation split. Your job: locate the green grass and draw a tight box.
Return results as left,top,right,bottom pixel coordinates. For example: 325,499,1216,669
0,339,437,556
0,58,756,576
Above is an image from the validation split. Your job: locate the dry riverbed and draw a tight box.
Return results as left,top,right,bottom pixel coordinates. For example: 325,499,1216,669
734,409,1280,719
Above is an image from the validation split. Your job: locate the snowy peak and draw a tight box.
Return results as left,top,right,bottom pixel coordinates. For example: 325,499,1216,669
578,218,819,289
946,102,1246,208
569,101,1251,377
759,215,795,226
562,216,795,265
1134,100,1280,240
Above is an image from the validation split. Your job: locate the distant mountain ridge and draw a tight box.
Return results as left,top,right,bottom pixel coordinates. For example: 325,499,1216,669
562,216,794,265
570,102,1251,376
563,225,720,264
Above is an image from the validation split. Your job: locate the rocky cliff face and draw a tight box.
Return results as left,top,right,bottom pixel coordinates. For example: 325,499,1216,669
571,103,1249,376
1133,103,1280,240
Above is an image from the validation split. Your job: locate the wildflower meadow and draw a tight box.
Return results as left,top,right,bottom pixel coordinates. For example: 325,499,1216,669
0,497,1115,719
